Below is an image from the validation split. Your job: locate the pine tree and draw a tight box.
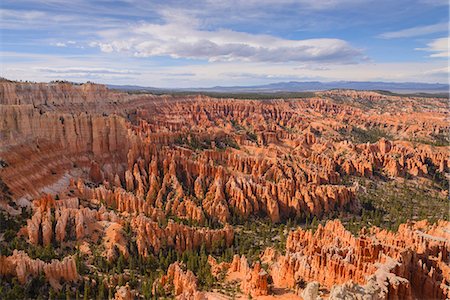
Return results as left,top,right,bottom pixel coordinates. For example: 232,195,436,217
311,216,318,229
83,281,89,300
97,281,105,300
49,289,54,300
66,285,71,300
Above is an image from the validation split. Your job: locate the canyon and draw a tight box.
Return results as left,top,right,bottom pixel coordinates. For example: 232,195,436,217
0,79,448,299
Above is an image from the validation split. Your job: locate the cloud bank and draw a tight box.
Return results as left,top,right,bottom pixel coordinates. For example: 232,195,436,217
89,13,364,64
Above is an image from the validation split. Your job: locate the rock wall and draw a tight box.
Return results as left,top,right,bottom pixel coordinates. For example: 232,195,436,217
0,81,114,105
0,106,130,200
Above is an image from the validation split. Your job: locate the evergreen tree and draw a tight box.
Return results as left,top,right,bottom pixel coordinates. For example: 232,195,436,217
66,285,71,300
83,281,89,300
49,288,55,300
97,281,105,300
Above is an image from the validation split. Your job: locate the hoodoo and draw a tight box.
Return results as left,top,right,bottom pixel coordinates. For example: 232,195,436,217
0,80,448,299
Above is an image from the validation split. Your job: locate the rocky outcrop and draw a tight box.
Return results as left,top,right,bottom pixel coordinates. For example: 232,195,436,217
26,195,124,261
0,108,130,200
0,250,78,290
265,219,449,299
155,262,206,300
74,181,165,222
103,222,129,261
131,214,234,255
208,254,270,297
115,285,133,300
335,138,449,178
301,282,320,300
240,262,269,297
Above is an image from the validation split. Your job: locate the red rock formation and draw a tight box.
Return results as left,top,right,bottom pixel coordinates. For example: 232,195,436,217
207,256,230,278
74,180,165,222
265,219,449,299
0,110,129,200
3,82,446,225
131,214,234,256
103,222,129,261
115,285,133,300
240,262,269,297
1,81,448,299
208,254,270,297
0,81,116,105
156,262,206,300
0,250,78,290
25,195,125,261
89,161,104,184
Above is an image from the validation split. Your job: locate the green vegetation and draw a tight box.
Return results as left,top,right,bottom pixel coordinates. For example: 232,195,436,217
343,177,448,233
339,126,393,144
174,133,240,151
409,133,449,147
230,119,259,143
0,178,13,203
374,90,449,99
229,213,324,262
0,205,227,299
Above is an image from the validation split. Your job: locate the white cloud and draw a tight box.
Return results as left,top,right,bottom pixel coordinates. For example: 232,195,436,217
379,22,448,39
416,37,449,57
89,14,363,64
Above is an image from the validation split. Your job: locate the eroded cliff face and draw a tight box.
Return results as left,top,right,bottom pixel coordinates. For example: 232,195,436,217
0,81,448,299
0,107,130,201
0,81,114,105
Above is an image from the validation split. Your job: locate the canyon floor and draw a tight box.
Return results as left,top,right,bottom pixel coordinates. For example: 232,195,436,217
0,79,448,300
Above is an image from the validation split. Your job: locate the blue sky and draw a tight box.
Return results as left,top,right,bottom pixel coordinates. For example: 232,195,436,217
0,0,448,87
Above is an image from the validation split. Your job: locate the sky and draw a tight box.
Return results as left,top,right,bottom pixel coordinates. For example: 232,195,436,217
0,0,448,87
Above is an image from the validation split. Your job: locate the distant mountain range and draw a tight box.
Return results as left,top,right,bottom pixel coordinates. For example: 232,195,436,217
108,81,449,94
